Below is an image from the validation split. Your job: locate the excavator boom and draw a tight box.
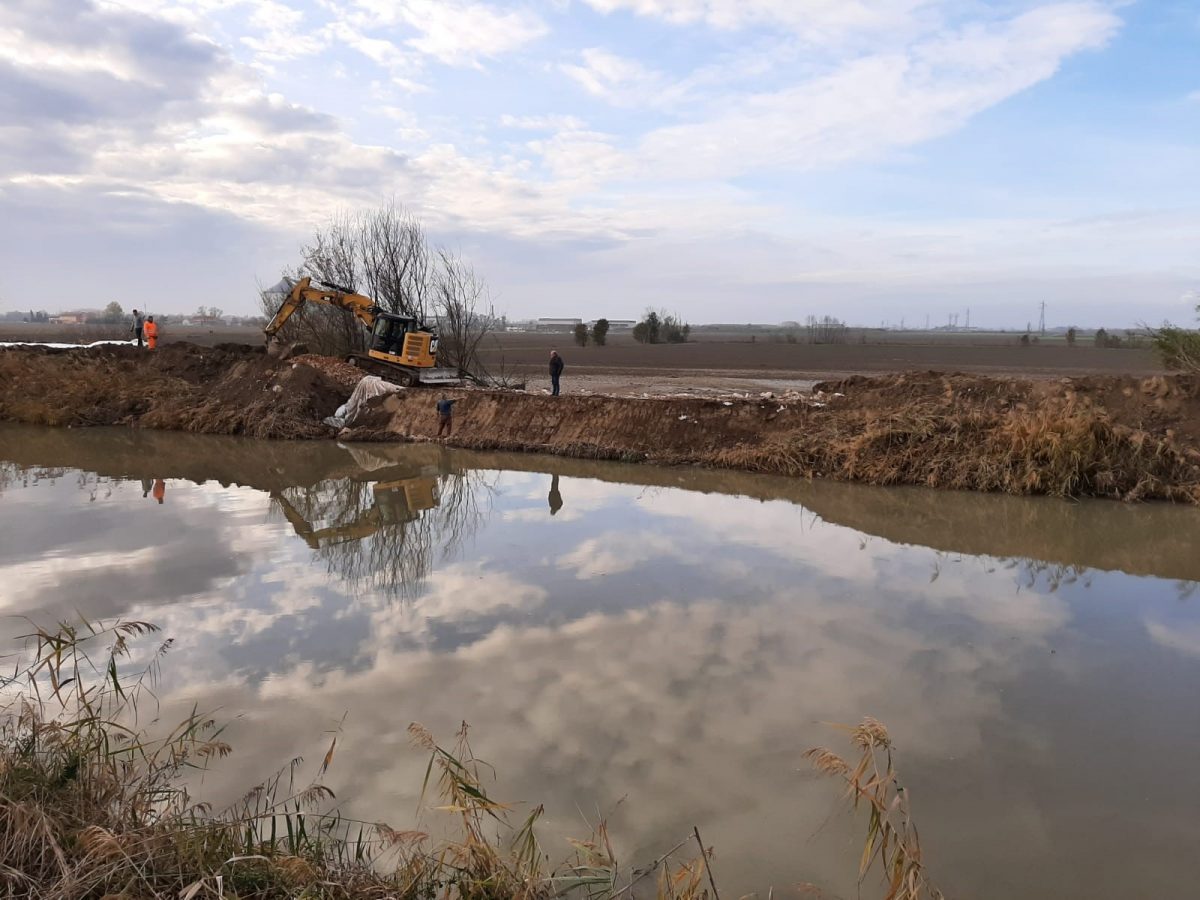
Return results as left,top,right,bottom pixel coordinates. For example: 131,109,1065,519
264,276,377,337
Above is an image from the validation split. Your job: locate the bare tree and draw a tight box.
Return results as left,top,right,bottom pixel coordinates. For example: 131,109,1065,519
264,200,497,376
357,201,433,321
805,315,848,344
433,249,493,380
301,210,361,293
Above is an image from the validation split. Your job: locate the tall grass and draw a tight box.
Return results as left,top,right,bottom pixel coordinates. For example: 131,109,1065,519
1,620,936,898
718,391,1200,503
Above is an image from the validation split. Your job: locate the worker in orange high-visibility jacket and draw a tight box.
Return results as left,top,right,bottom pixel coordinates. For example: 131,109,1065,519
143,316,159,350
152,479,165,504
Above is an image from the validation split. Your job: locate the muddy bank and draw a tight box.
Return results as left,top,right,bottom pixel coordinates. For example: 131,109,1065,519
347,372,1200,502
2,344,1199,501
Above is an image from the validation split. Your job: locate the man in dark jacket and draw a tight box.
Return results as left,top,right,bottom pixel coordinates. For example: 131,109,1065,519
549,350,564,396
436,396,457,438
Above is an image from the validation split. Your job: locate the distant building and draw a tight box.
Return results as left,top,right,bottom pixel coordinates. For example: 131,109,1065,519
536,317,583,332
593,319,635,330
49,314,85,325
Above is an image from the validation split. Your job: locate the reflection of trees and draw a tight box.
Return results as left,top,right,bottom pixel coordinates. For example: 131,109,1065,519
1008,559,1092,593
0,462,74,495
270,468,496,600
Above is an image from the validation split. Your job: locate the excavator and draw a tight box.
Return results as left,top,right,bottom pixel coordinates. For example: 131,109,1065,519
263,276,460,386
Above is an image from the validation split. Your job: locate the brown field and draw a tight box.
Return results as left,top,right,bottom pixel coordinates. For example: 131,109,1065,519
480,329,1163,381
1,322,1163,393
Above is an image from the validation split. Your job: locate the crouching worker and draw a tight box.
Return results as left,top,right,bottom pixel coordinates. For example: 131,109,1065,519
143,316,159,350
436,396,457,438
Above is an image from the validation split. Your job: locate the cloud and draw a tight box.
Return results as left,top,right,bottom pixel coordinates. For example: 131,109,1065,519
618,3,1121,179
346,0,547,67
499,113,586,131
581,0,931,38
1145,619,1200,659
561,48,675,107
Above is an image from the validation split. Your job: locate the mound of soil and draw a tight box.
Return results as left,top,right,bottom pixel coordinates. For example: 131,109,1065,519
0,343,345,439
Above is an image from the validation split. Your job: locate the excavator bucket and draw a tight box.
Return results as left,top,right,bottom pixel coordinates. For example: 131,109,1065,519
266,337,308,360
417,368,462,385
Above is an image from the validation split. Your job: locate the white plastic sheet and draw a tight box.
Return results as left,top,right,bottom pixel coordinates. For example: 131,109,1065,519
323,375,403,428
0,339,137,349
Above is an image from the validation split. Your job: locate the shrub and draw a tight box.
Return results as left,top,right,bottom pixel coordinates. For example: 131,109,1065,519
592,318,609,346
1151,327,1200,372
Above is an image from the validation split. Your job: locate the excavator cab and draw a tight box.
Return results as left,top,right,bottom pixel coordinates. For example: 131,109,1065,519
365,312,444,377
369,315,411,356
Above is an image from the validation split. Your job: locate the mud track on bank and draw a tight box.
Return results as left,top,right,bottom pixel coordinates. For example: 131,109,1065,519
2,343,1199,502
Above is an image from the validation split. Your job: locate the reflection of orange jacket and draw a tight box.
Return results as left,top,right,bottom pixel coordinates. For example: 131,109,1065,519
152,479,165,504
144,321,159,349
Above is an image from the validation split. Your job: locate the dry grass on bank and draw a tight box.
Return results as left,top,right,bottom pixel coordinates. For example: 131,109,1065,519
717,395,1200,502
0,619,941,900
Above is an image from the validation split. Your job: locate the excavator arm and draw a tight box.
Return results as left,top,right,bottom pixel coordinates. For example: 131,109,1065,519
264,276,378,337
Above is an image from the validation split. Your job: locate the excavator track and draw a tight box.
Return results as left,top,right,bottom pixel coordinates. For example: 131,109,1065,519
345,353,460,386
346,352,418,386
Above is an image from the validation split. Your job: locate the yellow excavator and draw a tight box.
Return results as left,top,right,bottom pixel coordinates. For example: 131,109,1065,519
263,276,460,386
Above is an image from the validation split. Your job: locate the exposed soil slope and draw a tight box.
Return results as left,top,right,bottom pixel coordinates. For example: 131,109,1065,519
2,344,1198,501
0,343,344,438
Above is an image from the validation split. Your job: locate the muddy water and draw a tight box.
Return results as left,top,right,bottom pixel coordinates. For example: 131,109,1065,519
3,423,1200,898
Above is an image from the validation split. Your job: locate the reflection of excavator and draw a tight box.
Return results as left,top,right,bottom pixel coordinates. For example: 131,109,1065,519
273,476,439,549
263,276,460,386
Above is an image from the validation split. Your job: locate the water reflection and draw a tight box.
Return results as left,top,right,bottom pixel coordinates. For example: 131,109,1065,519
3,423,1200,899
269,453,495,599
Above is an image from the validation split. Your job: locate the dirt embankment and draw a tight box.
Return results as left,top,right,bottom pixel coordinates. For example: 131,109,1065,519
2,344,1199,502
348,371,1200,502
0,343,349,439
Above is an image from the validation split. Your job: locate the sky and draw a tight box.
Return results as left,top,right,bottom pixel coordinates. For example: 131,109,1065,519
0,0,1197,327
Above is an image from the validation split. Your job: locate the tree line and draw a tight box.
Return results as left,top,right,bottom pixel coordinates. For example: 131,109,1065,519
571,311,692,347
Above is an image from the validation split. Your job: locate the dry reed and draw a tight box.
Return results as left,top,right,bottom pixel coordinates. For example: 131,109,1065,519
805,719,942,900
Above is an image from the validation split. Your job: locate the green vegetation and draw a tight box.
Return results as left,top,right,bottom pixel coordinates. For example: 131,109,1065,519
0,619,940,899
591,318,609,346
573,322,589,347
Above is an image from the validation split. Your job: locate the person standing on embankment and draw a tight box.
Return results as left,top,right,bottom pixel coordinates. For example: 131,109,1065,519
549,349,564,396
436,396,456,438
143,316,159,350
131,309,145,348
